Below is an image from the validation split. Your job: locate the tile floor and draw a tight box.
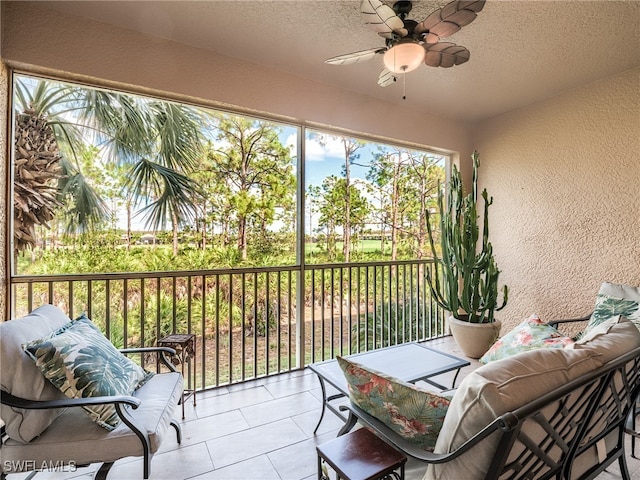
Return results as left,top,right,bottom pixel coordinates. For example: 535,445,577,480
5,337,640,480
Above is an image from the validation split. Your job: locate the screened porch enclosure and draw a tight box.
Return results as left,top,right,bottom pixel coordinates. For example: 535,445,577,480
9,74,450,392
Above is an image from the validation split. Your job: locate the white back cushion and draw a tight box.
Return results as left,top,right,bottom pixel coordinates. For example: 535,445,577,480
0,305,71,442
426,348,603,479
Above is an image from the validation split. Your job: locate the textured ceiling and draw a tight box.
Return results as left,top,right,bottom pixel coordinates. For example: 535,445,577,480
41,1,640,122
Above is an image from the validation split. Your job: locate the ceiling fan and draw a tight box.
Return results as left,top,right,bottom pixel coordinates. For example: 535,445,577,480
325,0,485,89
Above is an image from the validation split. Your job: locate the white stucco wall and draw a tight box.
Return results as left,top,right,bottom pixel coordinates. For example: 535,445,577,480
472,67,640,331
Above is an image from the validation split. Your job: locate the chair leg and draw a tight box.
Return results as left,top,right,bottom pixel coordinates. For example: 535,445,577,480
92,458,147,479
171,418,182,444
633,401,638,458
618,450,631,480
2,472,36,480
94,462,114,480
143,453,151,479
337,411,358,436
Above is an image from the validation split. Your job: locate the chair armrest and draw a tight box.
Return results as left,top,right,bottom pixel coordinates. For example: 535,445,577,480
2,389,151,471
1,390,140,410
338,403,502,464
120,346,178,372
547,313,592,329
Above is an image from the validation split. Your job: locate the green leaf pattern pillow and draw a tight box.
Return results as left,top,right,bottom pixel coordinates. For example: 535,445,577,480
583,294,640,335
22,314,153,430
337,356,450,452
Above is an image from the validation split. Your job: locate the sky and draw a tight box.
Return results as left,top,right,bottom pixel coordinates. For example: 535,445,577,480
283,129,447,236
285,130,379,188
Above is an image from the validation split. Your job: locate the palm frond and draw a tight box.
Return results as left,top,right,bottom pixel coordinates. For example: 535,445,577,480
80,90,152,164
127,158,198,230
58,158,110,233
151,101,203,171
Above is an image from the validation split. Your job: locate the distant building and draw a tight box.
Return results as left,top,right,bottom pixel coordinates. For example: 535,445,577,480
139,233,158,245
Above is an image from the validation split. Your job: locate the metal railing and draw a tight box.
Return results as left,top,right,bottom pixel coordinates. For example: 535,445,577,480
10,259,446,391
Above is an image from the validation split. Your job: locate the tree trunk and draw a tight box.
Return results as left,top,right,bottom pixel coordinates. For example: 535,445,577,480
13,110,62,253
390,172,399,262
416,177,427,259
238,215,247,260
126,201,132,250
201,203,207,250
172,210,179,255
343,145,351,263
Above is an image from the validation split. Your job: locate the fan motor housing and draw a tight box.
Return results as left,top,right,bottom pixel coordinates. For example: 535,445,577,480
393,1,413,17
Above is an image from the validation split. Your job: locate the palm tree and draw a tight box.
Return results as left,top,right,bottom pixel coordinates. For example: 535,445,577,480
13,79,94,252
13,76,204,255
13,106,62,252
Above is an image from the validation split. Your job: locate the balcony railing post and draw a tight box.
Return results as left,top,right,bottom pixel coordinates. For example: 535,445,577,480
295,124,306,370
296,265,305,369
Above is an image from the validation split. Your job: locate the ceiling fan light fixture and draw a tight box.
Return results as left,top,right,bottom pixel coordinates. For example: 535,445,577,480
383,40,425,74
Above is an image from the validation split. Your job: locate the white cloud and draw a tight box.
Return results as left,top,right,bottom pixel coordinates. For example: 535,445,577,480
284,133,297,158
307,135,346,162
285,133,347,163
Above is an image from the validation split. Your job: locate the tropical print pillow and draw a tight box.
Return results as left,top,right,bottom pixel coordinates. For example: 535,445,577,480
22,314,153,430
480,314,574,364
582,294,640,336
337,356,450,452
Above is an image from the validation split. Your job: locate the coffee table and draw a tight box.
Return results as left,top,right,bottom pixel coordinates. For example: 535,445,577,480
309,342,470,433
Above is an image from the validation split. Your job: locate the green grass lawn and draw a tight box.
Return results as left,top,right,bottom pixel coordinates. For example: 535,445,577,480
305,239,388,255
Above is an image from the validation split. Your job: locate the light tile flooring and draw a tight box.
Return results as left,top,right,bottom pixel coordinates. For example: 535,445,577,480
6,337,640,480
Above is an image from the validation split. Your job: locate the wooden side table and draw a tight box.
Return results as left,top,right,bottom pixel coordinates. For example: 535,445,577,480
316,428,407,480
157,333,196,419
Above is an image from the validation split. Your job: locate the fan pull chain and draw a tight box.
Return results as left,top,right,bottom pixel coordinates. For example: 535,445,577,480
402,72,406,100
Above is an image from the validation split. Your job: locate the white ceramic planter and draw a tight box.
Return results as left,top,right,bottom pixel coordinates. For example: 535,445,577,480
448,316,501,359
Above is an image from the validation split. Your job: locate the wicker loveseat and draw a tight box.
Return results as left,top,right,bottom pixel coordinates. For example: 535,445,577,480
339,315,640,480
0,305,183,479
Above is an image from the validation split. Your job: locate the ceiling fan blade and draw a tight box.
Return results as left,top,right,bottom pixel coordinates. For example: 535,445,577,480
361,0,405,37
325,47,386,66
424,33,439,44
424,42,470,68
379,27,409,39
415,0,485,39
378,68,397,87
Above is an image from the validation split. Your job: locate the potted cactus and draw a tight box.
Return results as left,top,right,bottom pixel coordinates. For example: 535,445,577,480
425,151,508,358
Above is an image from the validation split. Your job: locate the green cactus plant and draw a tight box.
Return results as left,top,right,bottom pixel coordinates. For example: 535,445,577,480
425,151,508,324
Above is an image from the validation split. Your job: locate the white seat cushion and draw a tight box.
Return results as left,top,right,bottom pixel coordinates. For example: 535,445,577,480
1,371,183,473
